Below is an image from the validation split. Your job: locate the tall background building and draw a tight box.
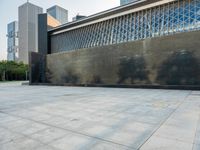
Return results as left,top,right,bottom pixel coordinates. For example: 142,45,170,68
47,5,68,24
120,0,138,5
72,14,86,21
7,21,19,61
18,2,43,64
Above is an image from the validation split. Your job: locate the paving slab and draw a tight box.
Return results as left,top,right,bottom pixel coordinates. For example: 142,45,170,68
193,144,200,150
0,136,43,150
31,127,67,144
139,135,193,150
0,82,200,150
0,127,24,145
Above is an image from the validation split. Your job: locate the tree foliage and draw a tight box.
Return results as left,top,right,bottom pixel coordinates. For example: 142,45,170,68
0,61,28,81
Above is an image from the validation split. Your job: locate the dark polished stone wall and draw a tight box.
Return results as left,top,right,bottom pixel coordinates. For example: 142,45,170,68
46,30,200,86
29,52,46,83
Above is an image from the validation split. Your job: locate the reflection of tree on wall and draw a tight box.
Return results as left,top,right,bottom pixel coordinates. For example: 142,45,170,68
46,68,53,83
118,55,148,84
63,70,79,84
91,75,103,84
157,50,200,85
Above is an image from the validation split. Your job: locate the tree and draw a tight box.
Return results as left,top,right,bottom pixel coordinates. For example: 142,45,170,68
0,61,28,81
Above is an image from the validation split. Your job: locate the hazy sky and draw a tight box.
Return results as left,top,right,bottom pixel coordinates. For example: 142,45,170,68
0,0,119,60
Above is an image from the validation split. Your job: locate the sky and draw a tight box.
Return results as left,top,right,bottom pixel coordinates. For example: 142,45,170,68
0,0,119,60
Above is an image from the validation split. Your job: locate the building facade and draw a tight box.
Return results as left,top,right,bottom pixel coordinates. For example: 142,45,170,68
49,0,200,53
47,5,68,24
120,0,139,5
7,21,18,61
18,2,43,64
31,0,200,86
47,14,61,29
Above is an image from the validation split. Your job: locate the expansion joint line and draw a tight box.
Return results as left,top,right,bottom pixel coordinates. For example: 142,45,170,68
137,91,192,150
192,105,200,150
0,110,134,149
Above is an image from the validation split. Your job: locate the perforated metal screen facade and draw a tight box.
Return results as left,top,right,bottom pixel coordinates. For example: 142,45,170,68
51,0,200,53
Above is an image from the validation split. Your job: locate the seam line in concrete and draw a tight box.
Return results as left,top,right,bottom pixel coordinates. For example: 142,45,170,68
192,110,200,150
0,110,136,150
137,91,192,150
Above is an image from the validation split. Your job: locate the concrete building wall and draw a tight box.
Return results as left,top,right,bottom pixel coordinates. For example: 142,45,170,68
46,30,200,86
18,2,43,64
38,14,48,55
47,15,61,29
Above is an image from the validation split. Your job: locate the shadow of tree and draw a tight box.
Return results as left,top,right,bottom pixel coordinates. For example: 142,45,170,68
157,50,200,85
118,55,148,84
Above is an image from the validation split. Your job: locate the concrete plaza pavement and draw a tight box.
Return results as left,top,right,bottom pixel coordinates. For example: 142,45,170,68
0,82,200,150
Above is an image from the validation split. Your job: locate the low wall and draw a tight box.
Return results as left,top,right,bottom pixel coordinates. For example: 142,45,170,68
46,30,200,86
